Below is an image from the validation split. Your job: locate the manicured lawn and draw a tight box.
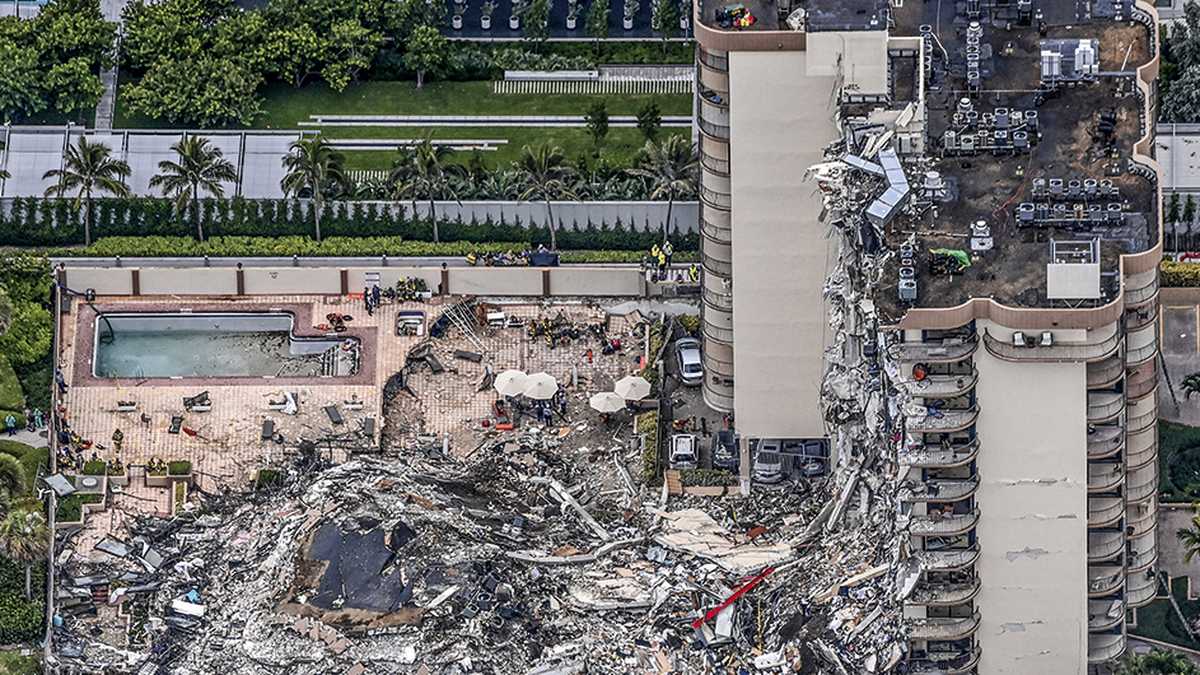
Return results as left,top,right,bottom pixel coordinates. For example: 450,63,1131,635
1160,420,1200,502
332,126,691,171
1132,576,1200,649
0,650,38,674
0,357,23,413
0,441,48,498
116,80,692,129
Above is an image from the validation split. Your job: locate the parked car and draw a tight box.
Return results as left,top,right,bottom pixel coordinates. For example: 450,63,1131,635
670,434,699,469
675,337,704,386
711,430,738,471
752,439,784,484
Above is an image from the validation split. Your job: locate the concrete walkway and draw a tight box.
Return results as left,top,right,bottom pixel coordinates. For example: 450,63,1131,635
301,114,693,128
2,428,48,448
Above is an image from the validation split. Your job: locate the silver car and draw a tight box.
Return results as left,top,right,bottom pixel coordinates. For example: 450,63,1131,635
675,337,704,386
752,440,784,484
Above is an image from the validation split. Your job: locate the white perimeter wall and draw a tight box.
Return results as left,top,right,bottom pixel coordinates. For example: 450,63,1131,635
728,50,836,439
974,319,1088,675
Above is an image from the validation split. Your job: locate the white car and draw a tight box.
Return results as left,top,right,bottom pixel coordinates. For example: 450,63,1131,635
752,440,784,484
670,434,699,469
675,338,704,386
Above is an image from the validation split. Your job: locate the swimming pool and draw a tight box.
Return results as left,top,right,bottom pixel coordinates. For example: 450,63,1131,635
92,313,359,378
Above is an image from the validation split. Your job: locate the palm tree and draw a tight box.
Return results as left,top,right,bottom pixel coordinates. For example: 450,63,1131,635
280,136,349,243
1116,649,1200,675
0,454,25,504
626,136,698,244
43,137,132,247
390,138,461,243
149,136,237,242
1184,373,1200,400
0,508,48,601
1178,508,1200,563
514,143,577,251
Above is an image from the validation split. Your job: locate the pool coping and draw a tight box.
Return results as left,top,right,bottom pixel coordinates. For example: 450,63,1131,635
71,301,378,388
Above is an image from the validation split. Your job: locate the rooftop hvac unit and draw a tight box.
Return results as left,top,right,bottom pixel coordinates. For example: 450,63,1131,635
957,98,974,115
1012,331,1026,347
1041,50,1062,80
994,108,1010,128
1017,202,1036,223
960,135,976,152
1049,178,1064,197
898,279,918,302
1083,179,1099,198
943,130,958,151
898,266,916,279
1067,180,1083,199
970,221,993,252
1075,42,1097,76
967,21,983,41
1025,110,1039,130
900,243,916,261
1013,131,1030,150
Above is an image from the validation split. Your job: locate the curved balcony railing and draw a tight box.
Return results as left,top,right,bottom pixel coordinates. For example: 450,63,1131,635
1087,354,1125,389
698,87,728,109
698,117,730,141
982,327,1121,363
700,184,731,210
915,545,980,572
1087,497,1125,528
699,202,730,241
1088,462,1125,493
1128,501,1157,537
909,509,980,537
1127,403,1158,434
1087,392,1126,424
901,478,979,503
698,47,729,71
908,579,982,606
906,647,981,675
1087,631,1127,664
906,406,979,434
1125,433,1157,471
1089,530,1124,562
702,381,734,414
1089,565,1126,597
1123,268,1159,306
907,611,981,641
891,336,978,364
700,148,730,177
702,286,733,312
1126,374,1158,402
701,254,732,280
1125,334,1158,367
1126,466,1158,503
896,369,979,398
1089,598,1126,631
1128,542,1158,574
1125,302,1158,331
1088,427,1125,460
899,438,981,469
702,317,734,345
1126,570,1158,608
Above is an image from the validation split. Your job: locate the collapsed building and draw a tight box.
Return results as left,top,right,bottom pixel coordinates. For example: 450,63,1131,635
698,0,1162,672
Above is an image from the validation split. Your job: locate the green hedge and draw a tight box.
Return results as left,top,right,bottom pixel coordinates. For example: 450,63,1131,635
0,410,27,431
0,558,44,644
41,236,699,263
56,493,102,522
0,197,699,252
1163,260,1200,287
168,460,192,475
0,356,24,412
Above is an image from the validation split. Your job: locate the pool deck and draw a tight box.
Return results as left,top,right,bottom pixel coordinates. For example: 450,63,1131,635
57,293,642,551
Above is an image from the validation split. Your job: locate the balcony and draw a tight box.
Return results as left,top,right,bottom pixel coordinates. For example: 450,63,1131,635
1123,268,1159,306
892,336,978,364
698,116,730,141
1127,402,1158,434
1126,371,1158,402
702,285,733,312
699,202,731,243
699,183,731,210
698,47,728,72
1088,598,1125,631
905,647,981,675
1089,530,1124,563
1125,324,1158,367
1129,529,1158,573
702,315,734,345
1087,497,1125,528
1087,392,1126,424
908,579,982,606
1088,462,1125,493
1126,302,1158,331
907,611,981,641
916,546,980,572
701,254,732,279
700,146,730,177
1088,565,1126,597
899,439,980,469
901,478,979,503
1126,570,1158,608
1126,465,1157,504
896,369,979,398
909,509,980,537
1087,631,1127,664
1088,426,1125,460
982,326,1121,363
1127,501,1157,537
905,406,980,434
1087,354,1125,389
1125,431,1157,471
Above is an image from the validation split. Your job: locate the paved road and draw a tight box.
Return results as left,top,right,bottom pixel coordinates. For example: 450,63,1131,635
50,256,652,269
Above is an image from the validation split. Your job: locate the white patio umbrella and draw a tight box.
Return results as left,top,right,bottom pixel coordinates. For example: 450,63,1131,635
589,391,626,413
493,369,528,397
523,372,559,400
615,375,651,401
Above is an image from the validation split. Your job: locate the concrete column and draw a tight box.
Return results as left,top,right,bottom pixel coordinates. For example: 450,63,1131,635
339,269,348,295
739,435,750,496
236,269,245,296
541,269,551,297
131,269,140,296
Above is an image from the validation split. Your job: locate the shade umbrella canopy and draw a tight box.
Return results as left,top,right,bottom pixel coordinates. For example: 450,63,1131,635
589,391,626,413
615,375,652,401
493,369,528,397
523,372,559,400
